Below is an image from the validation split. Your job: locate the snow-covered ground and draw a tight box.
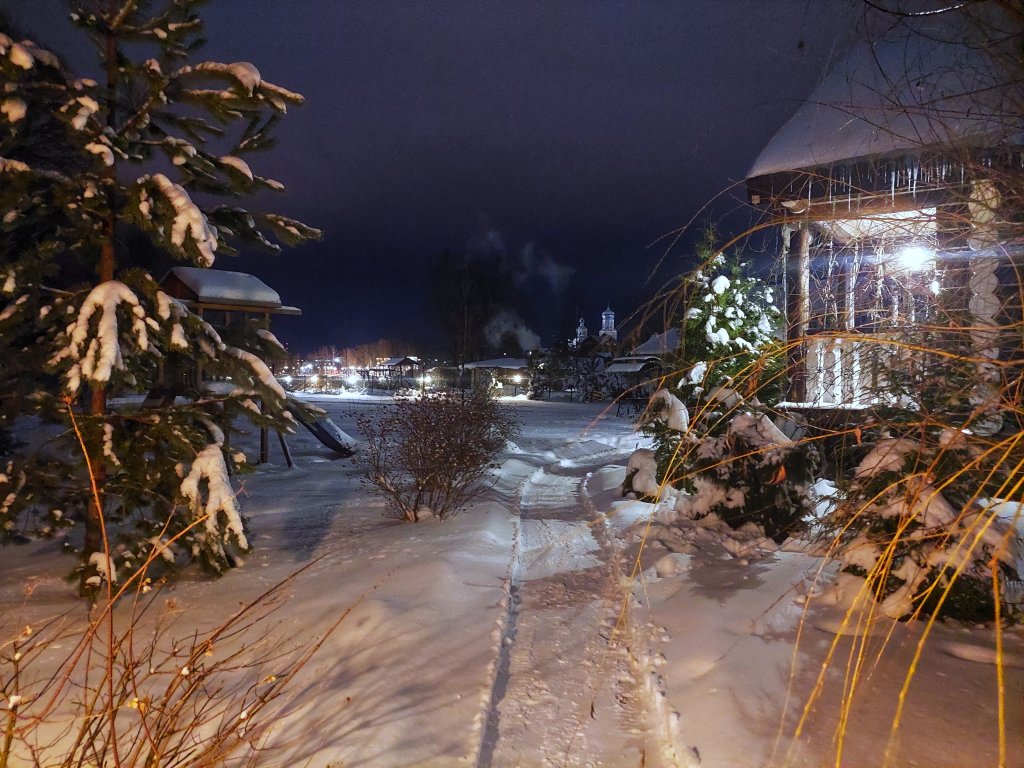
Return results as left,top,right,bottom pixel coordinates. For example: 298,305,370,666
1,395,1021,766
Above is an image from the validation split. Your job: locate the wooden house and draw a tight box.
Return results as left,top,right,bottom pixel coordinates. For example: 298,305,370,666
746,26,1022,410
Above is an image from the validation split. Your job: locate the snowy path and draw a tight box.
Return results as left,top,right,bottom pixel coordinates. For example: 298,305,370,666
7,395,1017,767
480,449,651,767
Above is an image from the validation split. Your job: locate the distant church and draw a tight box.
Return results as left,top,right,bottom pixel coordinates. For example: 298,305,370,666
571,305,617,349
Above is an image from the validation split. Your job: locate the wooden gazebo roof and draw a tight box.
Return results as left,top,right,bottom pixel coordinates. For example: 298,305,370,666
160,266,301,315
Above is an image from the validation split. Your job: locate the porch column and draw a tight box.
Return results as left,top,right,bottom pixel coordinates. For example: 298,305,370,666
842,257,860,403
786,223,810,402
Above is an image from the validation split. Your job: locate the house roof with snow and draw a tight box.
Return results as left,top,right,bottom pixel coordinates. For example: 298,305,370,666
746,24,1021,205
161,267,300,314
380,356,422,368
463,358,528,370
632,328,679,356
606,356,662,374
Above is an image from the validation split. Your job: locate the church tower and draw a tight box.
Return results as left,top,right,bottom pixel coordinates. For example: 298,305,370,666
599,305,617,341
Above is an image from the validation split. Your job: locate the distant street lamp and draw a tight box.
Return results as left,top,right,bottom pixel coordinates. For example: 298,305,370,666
512,373,522,396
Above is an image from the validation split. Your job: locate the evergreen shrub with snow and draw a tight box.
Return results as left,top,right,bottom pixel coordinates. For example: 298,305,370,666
0,2,319,590
356,390,520,522
671,233,783,406
624,238,815,543
627,389,818,543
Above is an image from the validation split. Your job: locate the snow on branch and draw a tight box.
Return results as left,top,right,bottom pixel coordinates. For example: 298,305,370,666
260,213,322,245
0,34,58,71
172,60,304,113
225,346,286,400
52,281,153,394
258,80,304,111
219,155,252,180
188,61,262,94
0,157,31,173
1,97,26,123
180,444,249,561
140,173,218,265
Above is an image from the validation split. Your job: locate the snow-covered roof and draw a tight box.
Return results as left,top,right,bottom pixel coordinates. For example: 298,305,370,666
463,358,528,370
381,356,421,367
747,29,1016,179
606,358,660,374
632,328,679,356
166,266,283,308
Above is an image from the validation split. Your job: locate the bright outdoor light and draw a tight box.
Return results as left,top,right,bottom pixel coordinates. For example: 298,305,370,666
346,373,360,387
308,374,319,385
894,244,934,272
423,374,432,385
512,374,522,383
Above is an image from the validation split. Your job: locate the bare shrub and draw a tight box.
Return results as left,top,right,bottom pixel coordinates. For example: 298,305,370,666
356,391,520,522
0,406,357,768
0,563,356,768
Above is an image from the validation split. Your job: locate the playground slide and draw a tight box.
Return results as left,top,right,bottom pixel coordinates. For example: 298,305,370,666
286,399,358,456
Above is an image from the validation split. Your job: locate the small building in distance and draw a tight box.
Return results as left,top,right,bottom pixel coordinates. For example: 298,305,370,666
463,357,528,395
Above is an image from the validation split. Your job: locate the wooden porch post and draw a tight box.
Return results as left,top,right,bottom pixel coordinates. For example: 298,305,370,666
787,223,810,402
842,256,860,402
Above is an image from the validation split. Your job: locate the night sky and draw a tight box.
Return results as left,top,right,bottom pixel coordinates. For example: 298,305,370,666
10,0,862,355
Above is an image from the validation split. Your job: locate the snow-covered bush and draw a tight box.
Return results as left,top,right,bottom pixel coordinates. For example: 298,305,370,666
0,5,319,590
627,389,818,543
356,391,520,522
625,239,812,542
675,410,817,542
826,431,1021,622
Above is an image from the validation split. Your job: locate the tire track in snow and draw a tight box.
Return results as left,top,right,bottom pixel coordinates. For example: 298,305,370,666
480,451,648,768
476,490,522,768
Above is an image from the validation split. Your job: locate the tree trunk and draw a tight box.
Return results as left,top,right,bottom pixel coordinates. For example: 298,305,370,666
80,20,118,594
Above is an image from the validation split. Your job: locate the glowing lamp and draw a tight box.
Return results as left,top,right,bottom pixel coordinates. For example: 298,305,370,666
894,245,934,272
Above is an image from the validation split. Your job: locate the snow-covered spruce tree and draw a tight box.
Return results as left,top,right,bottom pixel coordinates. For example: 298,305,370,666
634,236,784,486
673,230,783,404
625,235,816,542
0,2,319,593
